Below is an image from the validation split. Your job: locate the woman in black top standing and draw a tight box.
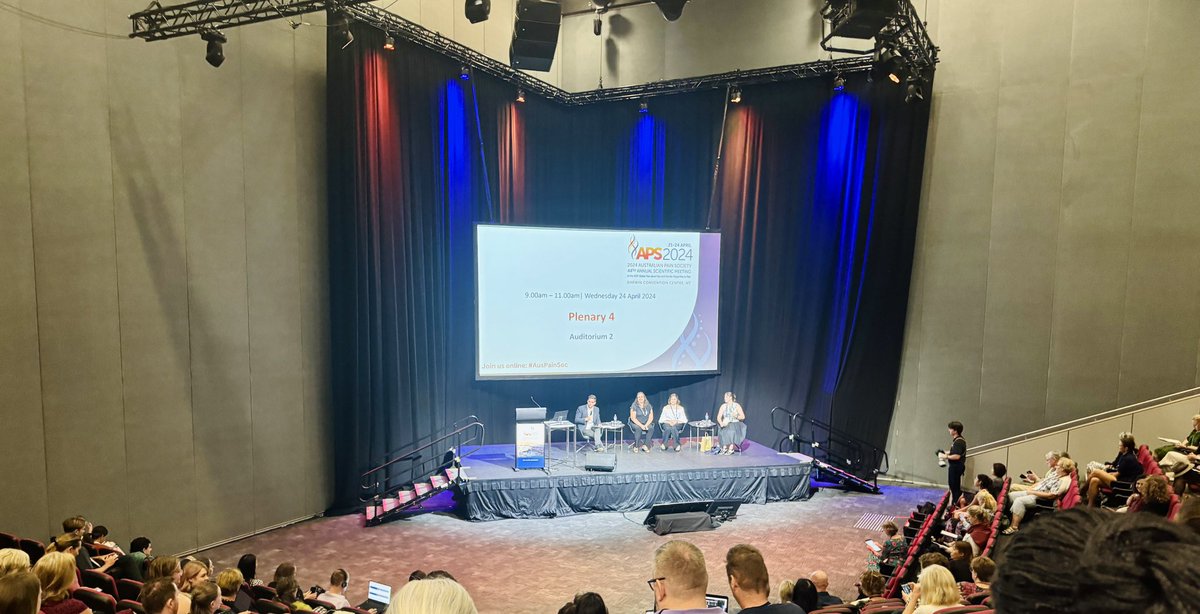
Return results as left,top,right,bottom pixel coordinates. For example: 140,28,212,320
941,421,967,504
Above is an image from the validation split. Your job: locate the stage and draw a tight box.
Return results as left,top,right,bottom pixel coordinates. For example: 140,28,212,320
456,440,813,521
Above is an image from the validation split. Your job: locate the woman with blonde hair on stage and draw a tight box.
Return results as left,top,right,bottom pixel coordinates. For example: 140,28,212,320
715,391,746,455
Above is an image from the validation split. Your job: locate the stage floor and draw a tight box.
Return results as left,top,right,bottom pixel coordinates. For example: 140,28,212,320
457,440,813,520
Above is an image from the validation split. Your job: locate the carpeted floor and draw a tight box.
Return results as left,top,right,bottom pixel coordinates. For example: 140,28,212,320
197,484,943,613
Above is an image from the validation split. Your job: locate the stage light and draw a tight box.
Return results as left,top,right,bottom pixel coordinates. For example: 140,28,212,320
460,66,471,80
516,89,526,103
904,79,925,103
332,11,354,49
639,99,649,114
832,73,845,91
383,35,395,51
653,0,688,21
465,0,491,24
200,29,226,68
729,85,742,104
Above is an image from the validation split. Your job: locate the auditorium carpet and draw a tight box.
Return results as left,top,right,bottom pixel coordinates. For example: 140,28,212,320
197,483,943,613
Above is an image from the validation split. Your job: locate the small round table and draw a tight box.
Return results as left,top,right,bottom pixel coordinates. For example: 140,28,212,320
688,419,717,453
598,421,625,454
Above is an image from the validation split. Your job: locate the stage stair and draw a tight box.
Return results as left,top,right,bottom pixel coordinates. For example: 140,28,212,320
771,407,886,494
360,416,485,526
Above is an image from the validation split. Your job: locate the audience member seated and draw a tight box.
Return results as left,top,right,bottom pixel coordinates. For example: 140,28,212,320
425,570,455,581
179,560,209,594
993,507,1200,613
649,541,723,613
47,534,116,576
945,542,972,583
190,581,221,614
918,552,949,572
392,578,477,614
957,556,994,600
953,478,996,530
556,591,607,614
1011,452,1063,493
140,578,180,614
317,569,351,610
87,527,123,556
146,556,190,614
1085,435,1142,507
807,570,841,608
723,545,802,613
991,463,1007,487
114,538,152,581
1177,497,1200,536
407,570,427,582
900,565,961,614
846,571,888,610
60,518,117,575
776,579,794,605
963,507,991,553
1003,457,1075,535
267,563,294,590
34,552,91,614
787,579,818,613
215,568,248,613
1153,414,1200,460
1159,447,1200,495
867,520,906,574
236,555,262,587
0,549,32,578
1125,474,1173,517
275,578,312,611
0,570,41,614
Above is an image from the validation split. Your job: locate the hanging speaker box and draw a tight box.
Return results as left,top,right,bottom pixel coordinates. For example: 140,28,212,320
510,0,561,72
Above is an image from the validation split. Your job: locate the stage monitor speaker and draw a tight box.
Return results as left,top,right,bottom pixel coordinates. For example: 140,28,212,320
652,511,714,535
510,0,561,72
642,500,711,526
584,452,616,472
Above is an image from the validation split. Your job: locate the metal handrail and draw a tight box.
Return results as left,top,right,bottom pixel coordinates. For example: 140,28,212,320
968,387,1200,455
359,417,486,501
771,406,890,482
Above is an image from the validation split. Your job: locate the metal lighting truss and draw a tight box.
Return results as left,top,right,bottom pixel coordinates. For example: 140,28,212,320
820,0,938,79
129,0,933,103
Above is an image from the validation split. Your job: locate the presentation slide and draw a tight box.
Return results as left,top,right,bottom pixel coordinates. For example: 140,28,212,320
476,225,720,379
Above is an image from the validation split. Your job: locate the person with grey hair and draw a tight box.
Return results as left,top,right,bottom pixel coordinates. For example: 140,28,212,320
650,541,722,613
1010,451,1063,492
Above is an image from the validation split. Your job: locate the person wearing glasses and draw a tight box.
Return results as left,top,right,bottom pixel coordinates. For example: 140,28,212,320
648,540,724,613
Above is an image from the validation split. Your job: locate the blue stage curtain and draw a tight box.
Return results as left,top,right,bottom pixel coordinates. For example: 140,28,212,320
327,25,930,510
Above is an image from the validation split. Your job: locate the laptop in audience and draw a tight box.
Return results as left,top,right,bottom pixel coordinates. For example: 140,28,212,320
358,581,391,611
643,594,728,614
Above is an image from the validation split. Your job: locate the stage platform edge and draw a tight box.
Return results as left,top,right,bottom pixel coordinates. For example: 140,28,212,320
456,441,813,521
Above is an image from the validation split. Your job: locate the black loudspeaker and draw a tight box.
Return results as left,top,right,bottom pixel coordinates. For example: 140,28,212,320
583,452,616,472
510,0,561,72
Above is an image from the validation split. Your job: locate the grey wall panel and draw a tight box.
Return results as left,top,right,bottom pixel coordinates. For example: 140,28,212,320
997,0,1073,89
977,83,1065,437
0,8,50,540
106,28,199,555
929,0,1001,94
181,34,258,547
294,23,334,512
1044,76,1140,422
1068,0,1148,82
242,27,307,528
22,2,129,539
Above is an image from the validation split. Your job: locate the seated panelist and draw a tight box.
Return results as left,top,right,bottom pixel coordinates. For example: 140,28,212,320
629,391,655,453
658,393,687,452
575,394,604,451
715,391,746,455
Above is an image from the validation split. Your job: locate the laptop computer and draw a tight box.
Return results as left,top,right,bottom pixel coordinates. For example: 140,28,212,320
548,410,568,422
643,594,728,614
358,581,391,611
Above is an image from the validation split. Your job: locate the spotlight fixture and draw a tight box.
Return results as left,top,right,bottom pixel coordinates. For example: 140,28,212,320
652,0,689,21
904,77,926,103
877,47,905,84
200,29,226,68
729,85,742,104
516,89,526,103
332,11,353,49
465,0,491,24
639,99,649,114
832,73,845,91
383,34,395,51
459,66,471,80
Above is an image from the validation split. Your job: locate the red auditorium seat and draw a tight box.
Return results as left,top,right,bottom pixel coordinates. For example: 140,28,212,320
1137,445,1163,476
966,590,991,605
254,599,291,614
82,569,120,599
1060,470,1081,510
251,585,279,601
810,608,854,614
17,538,45,564
0,532,17,549
117,579,143,603
117,600,145,614
932,606,988,613
74,588,118,614
1167,493,1182,520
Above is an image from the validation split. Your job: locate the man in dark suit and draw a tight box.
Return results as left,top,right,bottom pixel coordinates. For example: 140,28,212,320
575,394,604,451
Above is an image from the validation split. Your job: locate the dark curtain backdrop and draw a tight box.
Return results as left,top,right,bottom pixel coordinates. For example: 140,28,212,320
328,25,931,509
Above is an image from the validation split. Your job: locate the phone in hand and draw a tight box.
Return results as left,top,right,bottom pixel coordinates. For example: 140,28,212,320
901,583,913,596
